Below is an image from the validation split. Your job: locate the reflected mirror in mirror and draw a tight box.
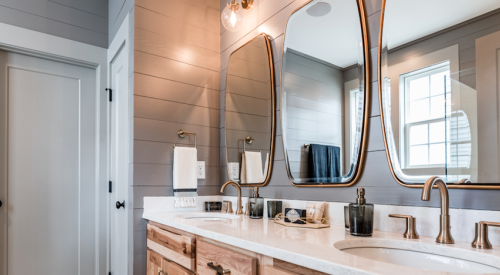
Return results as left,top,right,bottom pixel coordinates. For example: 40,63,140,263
281,0,369,186
380,0,500,186
224,33,276,186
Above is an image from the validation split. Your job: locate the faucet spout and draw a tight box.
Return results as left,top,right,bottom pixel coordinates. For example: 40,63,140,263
421,176,454,244
220,181,243,214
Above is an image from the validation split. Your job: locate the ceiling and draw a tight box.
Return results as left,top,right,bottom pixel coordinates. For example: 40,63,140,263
284,0,362,68
384,0,500,49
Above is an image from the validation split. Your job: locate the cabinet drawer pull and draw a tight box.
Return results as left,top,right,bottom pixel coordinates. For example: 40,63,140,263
158,270,167,275
207,262,231,274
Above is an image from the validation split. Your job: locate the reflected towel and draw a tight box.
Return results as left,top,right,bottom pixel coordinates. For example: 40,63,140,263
241,151,263,183
173,146,197,208
308,144,341,179
261,152,269,182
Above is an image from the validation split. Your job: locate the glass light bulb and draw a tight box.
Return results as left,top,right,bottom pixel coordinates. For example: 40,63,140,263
221,2,244,32
230,10,237,27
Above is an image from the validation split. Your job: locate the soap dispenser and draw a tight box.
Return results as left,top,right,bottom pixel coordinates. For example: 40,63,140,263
349,188,374,236
247,187,264,219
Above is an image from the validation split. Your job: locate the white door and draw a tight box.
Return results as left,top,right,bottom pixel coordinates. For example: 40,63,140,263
0,50,102,274
108,45,130,275
476,30,500,182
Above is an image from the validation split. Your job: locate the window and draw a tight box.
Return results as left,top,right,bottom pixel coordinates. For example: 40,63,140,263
401,62,451,168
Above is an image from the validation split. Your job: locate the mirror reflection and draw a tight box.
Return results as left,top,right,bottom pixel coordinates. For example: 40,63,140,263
224,34,275,186
380,0,500,184
281,0,367,185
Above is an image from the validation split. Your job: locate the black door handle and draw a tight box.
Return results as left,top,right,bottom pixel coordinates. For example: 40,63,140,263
116,200,125,209
0,200,2,207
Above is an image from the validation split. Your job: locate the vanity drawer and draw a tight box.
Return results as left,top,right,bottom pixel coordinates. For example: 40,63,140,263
272,259,328,275
264,266,299,275
196,239,257,275
146,223,196,271
162,257,195,275
147,249,194,275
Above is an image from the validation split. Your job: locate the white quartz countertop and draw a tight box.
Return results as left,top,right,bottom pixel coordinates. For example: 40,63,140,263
143,211,500,275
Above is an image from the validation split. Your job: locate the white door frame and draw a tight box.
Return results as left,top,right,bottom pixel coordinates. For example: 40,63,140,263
107,14,133,275
0,23,108,275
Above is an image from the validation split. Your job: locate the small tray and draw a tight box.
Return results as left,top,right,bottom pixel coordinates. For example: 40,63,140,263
273,213,330,229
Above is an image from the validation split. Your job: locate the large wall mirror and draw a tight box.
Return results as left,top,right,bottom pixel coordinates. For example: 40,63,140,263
224,33,276,187
281,0,369,186
380,0,500,188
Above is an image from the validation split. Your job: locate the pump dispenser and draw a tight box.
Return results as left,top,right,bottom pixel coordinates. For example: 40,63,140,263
349,188,374,236
247,187,264,219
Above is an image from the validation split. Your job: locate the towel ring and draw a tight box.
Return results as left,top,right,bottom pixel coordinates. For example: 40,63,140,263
174,129,197,148
243,136,261,152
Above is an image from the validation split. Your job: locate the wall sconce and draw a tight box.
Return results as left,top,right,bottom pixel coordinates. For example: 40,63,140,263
221,0,254,32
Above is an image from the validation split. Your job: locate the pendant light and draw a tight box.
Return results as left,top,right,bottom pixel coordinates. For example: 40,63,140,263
221,0,254,32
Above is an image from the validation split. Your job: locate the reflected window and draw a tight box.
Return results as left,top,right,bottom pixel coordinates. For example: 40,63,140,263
401,62,450,168
350,89,362,158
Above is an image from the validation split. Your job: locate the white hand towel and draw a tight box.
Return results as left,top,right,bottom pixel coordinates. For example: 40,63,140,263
173,146,197,208
241,152,247,184
261,152,269,182
244,151,263,183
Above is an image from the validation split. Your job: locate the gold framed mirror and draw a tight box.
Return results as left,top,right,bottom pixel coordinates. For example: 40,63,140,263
224,33,276,187
280,0,370,187
379,0,500,189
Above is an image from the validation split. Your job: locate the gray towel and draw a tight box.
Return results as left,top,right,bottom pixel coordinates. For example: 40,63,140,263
308,144,341,181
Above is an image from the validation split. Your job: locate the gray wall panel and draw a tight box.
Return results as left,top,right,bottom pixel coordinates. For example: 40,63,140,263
0,1,107,47
50,0,108,18
132,1,220,273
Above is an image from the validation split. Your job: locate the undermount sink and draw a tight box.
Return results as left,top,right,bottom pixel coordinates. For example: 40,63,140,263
335,240,500,273
176,212,240,221
343,247,500,273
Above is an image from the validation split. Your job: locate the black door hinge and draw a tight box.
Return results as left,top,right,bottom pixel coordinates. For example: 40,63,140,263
106,88,113,102
109,181,112,193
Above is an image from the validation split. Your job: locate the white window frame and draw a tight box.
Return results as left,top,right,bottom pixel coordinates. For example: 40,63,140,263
350,88,361,157
400,61,450,169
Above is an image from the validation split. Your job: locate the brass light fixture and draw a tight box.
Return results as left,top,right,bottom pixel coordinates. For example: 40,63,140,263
221,0,254,32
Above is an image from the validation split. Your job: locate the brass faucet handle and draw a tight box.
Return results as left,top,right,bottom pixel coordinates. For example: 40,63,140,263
472,221,500,249
223,201,233,213
389,214,419,239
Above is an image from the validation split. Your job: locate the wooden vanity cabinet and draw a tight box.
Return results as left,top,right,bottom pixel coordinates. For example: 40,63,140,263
145,221,326,275
197,239,257,275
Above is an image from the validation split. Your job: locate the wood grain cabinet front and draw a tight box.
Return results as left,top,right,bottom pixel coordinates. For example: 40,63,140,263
196,239,257,275
146,249,163,275
147,249,194,275
147,222,196,271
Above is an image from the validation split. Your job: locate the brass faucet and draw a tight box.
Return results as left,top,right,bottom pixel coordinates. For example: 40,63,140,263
220,181,243,214
421,176,454,244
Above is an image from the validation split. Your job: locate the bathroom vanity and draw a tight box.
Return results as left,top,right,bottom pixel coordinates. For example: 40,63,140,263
145,220,321,275
143,203,500,275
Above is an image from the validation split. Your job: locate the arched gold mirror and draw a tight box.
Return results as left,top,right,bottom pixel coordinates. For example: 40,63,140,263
224,33,276,187
280,0,370,186
379,0,500,188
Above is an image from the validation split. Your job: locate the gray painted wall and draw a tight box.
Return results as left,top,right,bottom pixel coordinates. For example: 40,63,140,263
132,0,220,273
0,0,108,48
220,0,500,211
